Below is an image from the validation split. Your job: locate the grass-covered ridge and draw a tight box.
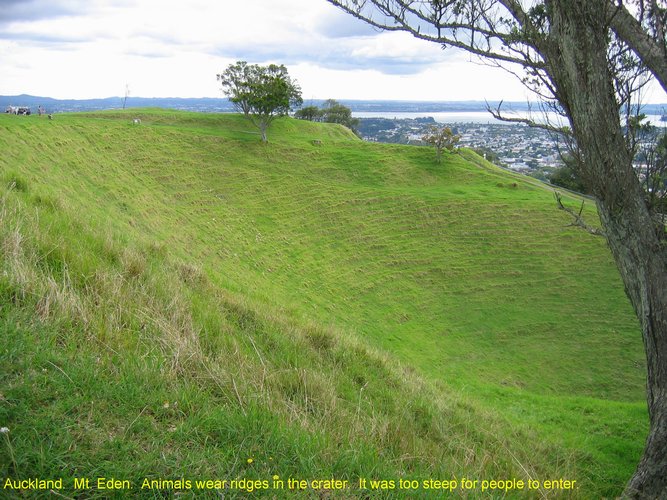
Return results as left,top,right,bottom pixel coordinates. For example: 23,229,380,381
0,110,646,497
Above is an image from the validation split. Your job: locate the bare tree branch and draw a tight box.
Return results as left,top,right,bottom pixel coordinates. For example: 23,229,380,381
554,192,606,236
486,100,572,136
326,0,546,68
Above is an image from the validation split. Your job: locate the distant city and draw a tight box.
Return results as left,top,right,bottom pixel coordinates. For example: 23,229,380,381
356,116,567,176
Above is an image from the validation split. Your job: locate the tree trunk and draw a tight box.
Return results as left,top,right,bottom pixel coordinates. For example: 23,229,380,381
548,2,667,497
259,121,268,143
601,199,667,499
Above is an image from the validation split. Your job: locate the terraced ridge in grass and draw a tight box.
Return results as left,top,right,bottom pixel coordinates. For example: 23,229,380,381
0,110,646,497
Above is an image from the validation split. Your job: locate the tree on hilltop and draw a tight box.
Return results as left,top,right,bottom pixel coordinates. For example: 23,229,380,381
294,99,359,132
327,0,667,496
421,125,461,162
217,62,303,142
321,99,360,132
217,61,255,116
294,105,322,121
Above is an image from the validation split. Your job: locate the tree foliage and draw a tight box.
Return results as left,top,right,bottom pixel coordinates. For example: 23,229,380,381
643,131,667,214
321,99,360,131
421,125,460,162
294,99,359,132
327,0,667,496
630,118,667,215
217,61,302,142
217,61,254,116
549,162,589,194
294,105,322,121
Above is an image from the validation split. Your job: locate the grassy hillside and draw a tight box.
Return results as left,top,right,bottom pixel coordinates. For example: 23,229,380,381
0,110,646,497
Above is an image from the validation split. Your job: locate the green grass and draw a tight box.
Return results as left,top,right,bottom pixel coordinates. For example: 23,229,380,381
0,109,646,497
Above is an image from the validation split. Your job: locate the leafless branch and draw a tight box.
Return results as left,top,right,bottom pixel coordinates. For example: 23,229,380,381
486,100,572,136
326,0,547,68
554,192,605,236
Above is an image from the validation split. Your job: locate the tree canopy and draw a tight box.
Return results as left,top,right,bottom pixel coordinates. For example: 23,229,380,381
294,105,321,122
421,125,460,162
294,99,359,132
217,61,302,142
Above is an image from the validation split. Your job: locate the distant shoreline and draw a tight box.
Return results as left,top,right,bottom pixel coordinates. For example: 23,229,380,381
2,94,666,117
352,110,667,127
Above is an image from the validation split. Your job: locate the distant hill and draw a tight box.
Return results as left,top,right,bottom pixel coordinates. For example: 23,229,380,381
0,109,646,497
0,94,236,113
5,93,664,115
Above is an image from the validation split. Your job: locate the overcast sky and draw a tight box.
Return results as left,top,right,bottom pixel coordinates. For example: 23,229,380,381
1,0,665,103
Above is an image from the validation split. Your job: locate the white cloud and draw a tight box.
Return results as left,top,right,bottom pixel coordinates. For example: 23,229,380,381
293,55,535,101
0,0,663,103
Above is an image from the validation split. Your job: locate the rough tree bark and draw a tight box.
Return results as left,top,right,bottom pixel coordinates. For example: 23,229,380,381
544,3,667,496
608,3,667,93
